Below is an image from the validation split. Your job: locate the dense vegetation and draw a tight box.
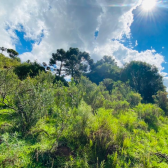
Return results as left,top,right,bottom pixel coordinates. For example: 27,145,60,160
0,49,168,168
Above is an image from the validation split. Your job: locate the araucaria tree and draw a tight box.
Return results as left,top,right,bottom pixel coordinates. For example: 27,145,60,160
0,47,7,53
49,49,67,76
50,47,93,79
7,49,19,58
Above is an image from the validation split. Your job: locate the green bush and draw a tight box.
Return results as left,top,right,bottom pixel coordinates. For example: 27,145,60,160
134,104,164,131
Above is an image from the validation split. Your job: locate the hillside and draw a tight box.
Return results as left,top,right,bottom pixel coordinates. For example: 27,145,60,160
0,53,20,69
0,52,168,168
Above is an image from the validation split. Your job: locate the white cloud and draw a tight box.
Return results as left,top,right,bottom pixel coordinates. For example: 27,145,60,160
135,40,138,47
92,40,165,71
0,0,141,61
163,77,168,92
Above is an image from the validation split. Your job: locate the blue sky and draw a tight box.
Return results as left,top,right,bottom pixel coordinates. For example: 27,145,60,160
0,0,168,89
15,30,35,54
126,4,168,72
14,27,44,54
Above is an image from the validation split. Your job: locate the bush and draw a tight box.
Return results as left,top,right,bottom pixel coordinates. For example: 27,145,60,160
14,62,45,80
126,92,142,107
134,104,164,131
0,69,54,135
153,91,168,115
13,79,54,135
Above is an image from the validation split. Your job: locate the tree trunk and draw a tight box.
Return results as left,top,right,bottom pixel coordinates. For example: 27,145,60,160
59,61,63,76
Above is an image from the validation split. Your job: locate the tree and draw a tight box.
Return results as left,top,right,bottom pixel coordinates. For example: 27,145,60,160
7,49,19,58
153,91,168,115
50,49,66,76
91,55,116,70
0,47,7,53
26,60,31,64
65,48,91,78
14,62,45,80
6,49,21,62
121,61,165,103
100,78,114,94
42,62,47,67
14,79,54,134
86,56,120,85
49,48,92,80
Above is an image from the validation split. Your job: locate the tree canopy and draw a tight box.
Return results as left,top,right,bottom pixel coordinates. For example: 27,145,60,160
50,47,93,80
86,56,120,84
14,62,45,80
7,49,19,58
121,61,165,103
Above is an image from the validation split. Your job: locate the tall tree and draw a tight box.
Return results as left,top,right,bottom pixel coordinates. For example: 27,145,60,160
49,48,92,80
65,48,91,78
49,49,66,76
90,55,116,70
0,47,7,53
42,62,47,67
121,61,165,103
7,49,19,58
86,56,120,84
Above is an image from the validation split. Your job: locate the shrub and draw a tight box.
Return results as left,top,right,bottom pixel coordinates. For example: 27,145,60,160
134,104,164,131
126,92,142,107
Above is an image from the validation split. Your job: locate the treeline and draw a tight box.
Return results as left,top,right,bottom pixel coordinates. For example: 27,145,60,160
4,47,166,106
0,48,168,167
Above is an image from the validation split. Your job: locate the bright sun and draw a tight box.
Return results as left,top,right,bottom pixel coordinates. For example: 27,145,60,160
142,0,156,11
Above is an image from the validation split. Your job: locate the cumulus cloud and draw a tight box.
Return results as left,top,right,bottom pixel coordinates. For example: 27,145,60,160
0,0,140,61
92,40,165,71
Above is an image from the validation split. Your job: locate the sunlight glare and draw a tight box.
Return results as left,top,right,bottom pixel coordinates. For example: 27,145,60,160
142,0,156,11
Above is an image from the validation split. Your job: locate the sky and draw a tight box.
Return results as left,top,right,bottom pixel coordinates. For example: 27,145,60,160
0,0,168,89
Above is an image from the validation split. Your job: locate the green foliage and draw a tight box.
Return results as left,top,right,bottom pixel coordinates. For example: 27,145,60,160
100,78,114,94
153,91,168,115
86,55,120,85
0,133,32,167
50,49,67,76
50,48,93,81
127,92,142,107
87,62,120,85
0,69,54,135
0,53,20,69
90,55,117,70
121,61,165,103
0,52,168,167
78,77,106,113
135,104,163,131
7,49,19,59
14,62,45,80
0,69,19,106
13,79,54,135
